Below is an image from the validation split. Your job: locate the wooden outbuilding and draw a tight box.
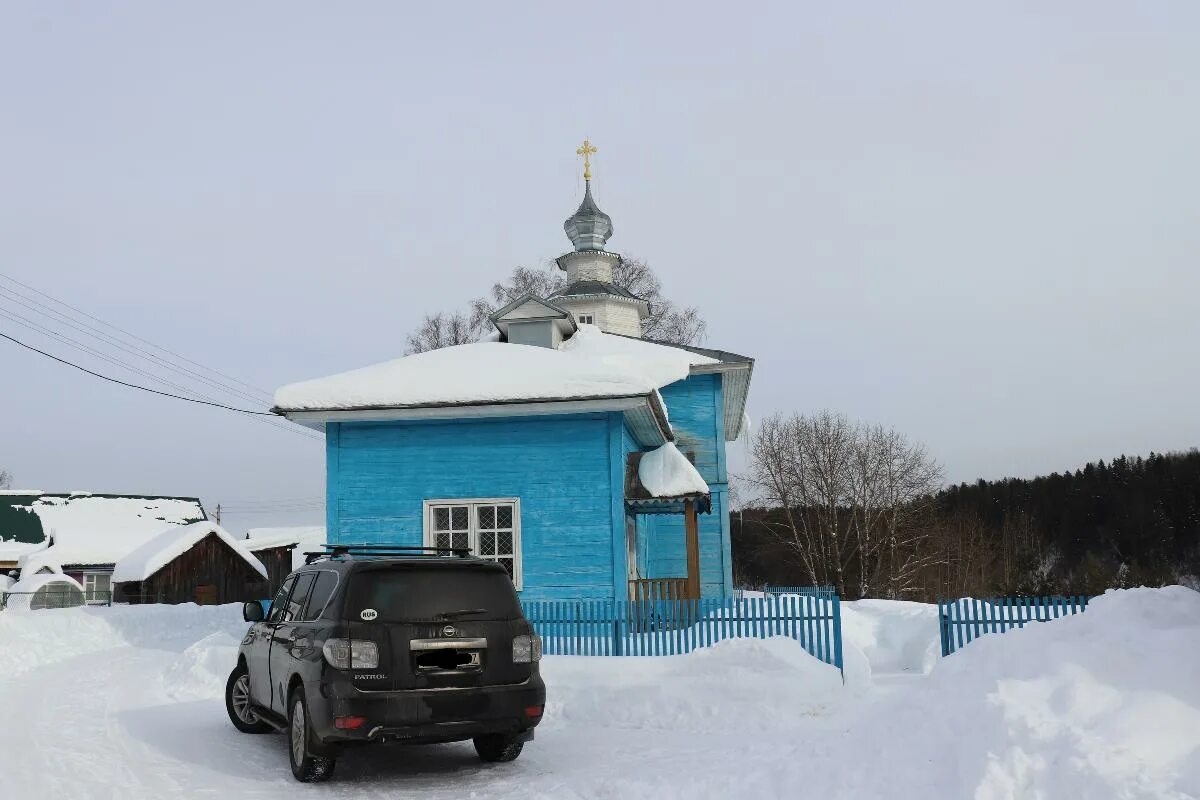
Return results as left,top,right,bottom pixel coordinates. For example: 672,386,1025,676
243,526,326,591
112,522,269,605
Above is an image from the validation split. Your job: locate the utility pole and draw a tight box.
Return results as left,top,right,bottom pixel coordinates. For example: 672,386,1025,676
213,503,221,525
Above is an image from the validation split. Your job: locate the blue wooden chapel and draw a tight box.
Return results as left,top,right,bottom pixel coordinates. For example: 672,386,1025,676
275,149,752,603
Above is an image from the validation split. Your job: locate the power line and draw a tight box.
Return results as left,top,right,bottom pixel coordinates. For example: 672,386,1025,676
0,273,322,441
0,272,274,401
0,310,322,439
0,286,271,406
0,329,284,418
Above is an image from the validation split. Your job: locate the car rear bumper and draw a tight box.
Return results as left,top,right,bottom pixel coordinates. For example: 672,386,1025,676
310,673,546,746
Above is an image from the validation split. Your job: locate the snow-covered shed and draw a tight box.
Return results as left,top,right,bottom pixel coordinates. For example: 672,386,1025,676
244,525,326,586
112,522,268,605
0,492,208,602
273,161,753,603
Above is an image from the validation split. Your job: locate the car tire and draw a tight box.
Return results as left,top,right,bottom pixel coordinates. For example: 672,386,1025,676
473,733,525,763
288,687,336,783
225,665,272,734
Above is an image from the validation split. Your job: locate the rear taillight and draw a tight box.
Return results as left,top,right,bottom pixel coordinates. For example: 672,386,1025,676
512,633,541,663
322,638,380,670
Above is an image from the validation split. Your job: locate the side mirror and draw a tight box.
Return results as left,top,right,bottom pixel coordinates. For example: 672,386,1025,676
243,600,265,622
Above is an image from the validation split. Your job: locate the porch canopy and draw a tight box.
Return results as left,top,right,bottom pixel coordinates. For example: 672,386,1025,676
624,444,710,601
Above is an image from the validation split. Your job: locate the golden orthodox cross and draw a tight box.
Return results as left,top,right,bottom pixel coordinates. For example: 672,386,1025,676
576,138,597,181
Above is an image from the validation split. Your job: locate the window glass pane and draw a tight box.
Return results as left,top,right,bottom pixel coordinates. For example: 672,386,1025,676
451,531,469,550
480,530,496,555
497,531,513,555
434,507,450,531
497,505,513,529
498,558,515,579
451,506,469,529
302,571,338,620
434,532,450,549
267,577,296,623
347,567,519,621
478,505,495,529
287,573,316,621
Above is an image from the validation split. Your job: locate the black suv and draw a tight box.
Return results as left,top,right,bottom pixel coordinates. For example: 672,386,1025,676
224,546,545,782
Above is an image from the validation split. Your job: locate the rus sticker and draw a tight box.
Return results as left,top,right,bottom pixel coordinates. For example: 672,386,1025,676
360,608,379,621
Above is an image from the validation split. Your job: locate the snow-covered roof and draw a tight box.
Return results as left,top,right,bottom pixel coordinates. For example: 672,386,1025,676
112,522,267,584
637,443,710,498
6,493,208,573
244,526,326,570
275,325,717,412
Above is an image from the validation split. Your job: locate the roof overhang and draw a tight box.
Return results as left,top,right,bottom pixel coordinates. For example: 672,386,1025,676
689,360,753,441
278,393,673,447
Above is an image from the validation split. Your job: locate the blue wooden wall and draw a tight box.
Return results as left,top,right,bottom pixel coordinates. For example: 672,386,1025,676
636,373,733,598
323,373,734,601
326,413,628,601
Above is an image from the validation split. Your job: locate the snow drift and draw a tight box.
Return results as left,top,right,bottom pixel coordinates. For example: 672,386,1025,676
0,588,1195,799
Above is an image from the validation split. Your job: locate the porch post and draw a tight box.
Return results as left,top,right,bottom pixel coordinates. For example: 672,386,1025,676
684,499,701,601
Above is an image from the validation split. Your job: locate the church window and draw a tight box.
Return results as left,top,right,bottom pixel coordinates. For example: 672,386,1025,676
423,499,522,590
578,314,594,325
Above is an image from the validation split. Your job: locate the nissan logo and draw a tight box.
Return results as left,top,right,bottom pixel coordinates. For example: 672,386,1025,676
442,625,457,637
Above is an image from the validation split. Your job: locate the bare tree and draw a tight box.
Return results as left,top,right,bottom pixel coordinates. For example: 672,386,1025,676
404,311,477,355
409,256,707,352
613,256,707,345
744,410,943,598
0,468,11,490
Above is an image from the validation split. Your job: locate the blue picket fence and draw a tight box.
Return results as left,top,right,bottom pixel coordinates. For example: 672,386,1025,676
521,596,843,671
938,595,1090,656
732,585,838,601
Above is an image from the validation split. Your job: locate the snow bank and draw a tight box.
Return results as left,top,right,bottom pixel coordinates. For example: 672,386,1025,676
0,589,1194,799
637,442,709,497
0,603,245,680
112,522,267,583
274,325,716,411
543,636,849,734
832,587,1200,799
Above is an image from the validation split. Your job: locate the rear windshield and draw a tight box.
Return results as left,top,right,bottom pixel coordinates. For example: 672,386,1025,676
347,567,521,621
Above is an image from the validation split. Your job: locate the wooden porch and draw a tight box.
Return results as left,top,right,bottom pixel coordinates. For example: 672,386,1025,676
627,497,704,603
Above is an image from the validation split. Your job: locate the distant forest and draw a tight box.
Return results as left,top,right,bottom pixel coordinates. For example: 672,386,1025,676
733,448,1200,601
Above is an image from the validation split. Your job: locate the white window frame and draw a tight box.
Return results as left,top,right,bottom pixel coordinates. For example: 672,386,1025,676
577,314,594,325
422,498,523,591
82,571,111,605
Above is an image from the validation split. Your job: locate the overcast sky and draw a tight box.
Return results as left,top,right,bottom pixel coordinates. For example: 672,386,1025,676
2,3,1197,533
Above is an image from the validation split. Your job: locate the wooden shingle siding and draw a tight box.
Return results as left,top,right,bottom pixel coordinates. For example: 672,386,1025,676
328,413,621,600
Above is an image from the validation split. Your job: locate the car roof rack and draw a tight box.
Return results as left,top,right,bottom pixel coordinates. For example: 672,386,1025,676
303,544,474,565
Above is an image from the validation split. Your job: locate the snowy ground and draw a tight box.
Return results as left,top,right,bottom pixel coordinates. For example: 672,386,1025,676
0,588,1197,799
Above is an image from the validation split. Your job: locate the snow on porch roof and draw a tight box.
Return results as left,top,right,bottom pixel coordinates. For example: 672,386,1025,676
625,443,712,514
273,326,718,413
112,521,267,584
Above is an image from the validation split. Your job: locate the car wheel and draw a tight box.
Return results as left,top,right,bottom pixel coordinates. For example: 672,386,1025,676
288,688,336,783
225,665,272,734
473,733,525,763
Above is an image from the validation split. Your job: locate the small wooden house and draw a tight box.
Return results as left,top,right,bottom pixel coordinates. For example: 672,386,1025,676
112,522,269,605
